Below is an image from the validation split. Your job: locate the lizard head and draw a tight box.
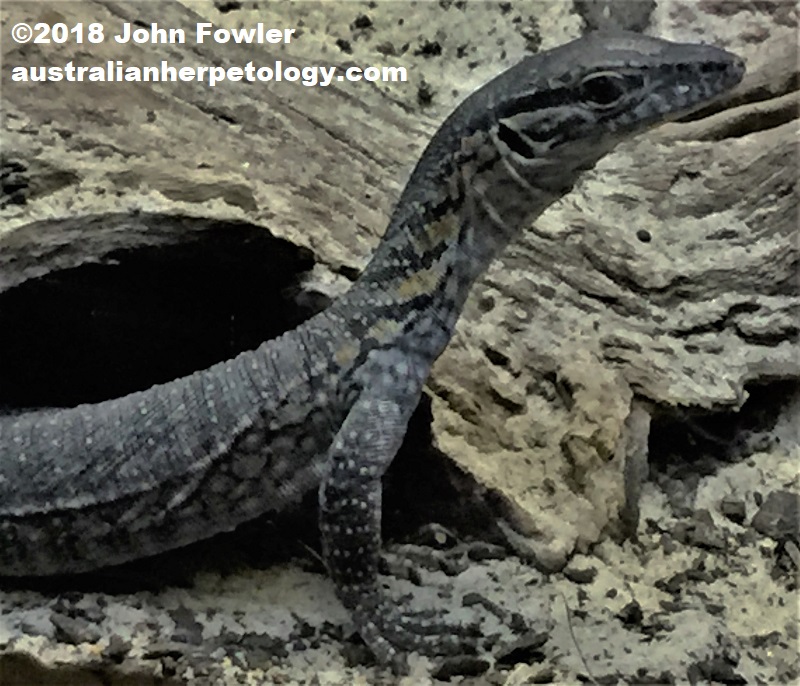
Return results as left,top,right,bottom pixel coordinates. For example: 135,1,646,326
482,30,745,188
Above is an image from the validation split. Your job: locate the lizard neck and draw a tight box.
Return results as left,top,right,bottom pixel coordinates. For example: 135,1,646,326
340,124,598,362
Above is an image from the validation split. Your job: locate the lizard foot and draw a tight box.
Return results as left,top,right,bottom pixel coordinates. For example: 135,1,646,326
349,594,481,673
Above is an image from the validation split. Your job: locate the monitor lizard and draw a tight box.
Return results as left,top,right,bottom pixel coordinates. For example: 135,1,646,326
0,31,745,671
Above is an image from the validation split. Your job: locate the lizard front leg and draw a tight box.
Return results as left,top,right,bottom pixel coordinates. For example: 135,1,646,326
319,385,472,671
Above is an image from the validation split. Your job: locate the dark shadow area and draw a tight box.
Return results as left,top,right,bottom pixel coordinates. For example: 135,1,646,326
648,379,798,474
0,213,322,408
0,652,176,686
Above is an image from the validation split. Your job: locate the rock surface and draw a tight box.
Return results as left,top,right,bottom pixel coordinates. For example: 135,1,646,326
1,0,798,684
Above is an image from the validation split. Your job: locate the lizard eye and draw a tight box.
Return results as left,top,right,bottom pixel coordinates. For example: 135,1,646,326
580,72,626,109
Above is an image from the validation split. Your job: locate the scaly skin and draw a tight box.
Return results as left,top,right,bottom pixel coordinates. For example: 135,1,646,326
0,31,744,670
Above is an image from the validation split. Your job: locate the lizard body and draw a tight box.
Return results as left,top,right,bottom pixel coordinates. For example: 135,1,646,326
0,31,744,668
